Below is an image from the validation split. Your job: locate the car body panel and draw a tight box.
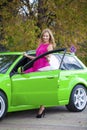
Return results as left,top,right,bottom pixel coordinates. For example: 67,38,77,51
58,69,87,104
11,70,60,106
0,74,12,110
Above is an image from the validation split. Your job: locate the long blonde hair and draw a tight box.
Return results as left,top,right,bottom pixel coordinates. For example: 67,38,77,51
40,28,56,48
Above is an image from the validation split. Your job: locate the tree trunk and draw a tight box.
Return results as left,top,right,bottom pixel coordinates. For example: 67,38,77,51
37,0,46,30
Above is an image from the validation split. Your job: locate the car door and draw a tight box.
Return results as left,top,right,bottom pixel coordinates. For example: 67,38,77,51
11,69,60,106
11,48,66,107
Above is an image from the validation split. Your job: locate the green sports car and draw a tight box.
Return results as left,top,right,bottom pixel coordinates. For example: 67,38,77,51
0,48,87,120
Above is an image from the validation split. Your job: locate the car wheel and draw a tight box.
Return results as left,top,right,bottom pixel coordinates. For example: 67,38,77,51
66,85,87,112
0,92,7,120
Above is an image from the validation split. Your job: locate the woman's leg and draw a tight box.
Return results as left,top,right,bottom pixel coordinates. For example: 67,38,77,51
36,105,45,118
24,67,34,73
38,105,45,114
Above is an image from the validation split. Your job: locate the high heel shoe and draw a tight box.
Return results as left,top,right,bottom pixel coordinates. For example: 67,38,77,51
36,109,45,118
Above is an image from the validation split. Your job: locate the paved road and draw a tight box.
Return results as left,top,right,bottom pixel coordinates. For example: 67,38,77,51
0,106,87,130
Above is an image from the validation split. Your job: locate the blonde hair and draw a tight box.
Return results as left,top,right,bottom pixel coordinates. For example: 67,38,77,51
40,28,56,48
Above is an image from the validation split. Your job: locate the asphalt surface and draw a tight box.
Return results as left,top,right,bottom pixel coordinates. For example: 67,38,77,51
0,106,87,130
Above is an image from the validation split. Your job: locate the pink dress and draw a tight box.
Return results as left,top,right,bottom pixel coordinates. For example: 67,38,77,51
24,43,50,73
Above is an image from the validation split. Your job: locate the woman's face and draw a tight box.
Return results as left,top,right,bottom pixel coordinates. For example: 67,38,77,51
42,32,50,43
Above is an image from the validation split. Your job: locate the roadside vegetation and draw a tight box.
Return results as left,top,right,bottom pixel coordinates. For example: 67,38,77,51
0,0,87,65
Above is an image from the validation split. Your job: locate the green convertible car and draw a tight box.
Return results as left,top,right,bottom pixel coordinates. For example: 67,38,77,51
0,48,87,120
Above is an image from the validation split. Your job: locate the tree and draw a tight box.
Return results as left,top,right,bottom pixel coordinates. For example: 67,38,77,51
0,0,40,51
37,0,56,30
0,0,87,65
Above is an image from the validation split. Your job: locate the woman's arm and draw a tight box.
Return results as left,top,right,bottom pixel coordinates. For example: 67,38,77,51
23,53,35,60
47,44,53,51
45,44,53,61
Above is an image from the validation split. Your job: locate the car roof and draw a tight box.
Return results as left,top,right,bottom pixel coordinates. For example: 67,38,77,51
0,50,75,56
0,52,23,55
0,50,36,55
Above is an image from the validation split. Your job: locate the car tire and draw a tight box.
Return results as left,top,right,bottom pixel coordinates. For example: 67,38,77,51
0,92,7,120
66,85,87,112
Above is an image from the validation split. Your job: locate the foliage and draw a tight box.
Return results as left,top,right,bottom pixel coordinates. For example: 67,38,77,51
2,16,40,51
0,0,87,65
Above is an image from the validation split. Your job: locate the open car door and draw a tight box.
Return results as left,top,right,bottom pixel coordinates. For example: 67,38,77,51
11,48,66,107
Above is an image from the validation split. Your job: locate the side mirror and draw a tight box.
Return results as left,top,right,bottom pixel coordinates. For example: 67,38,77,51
17,67,24,74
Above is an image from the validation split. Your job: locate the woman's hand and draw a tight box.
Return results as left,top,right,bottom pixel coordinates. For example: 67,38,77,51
23,53,35,60
23,52,28,57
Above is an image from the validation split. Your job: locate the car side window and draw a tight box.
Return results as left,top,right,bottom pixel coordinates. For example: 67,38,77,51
62,56,83,70
49,54,60,70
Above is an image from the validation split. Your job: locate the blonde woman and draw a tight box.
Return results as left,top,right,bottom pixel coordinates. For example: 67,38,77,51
24,28,56,73
24,28,56,118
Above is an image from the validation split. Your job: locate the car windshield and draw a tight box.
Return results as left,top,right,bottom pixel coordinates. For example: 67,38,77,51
0,55,19,74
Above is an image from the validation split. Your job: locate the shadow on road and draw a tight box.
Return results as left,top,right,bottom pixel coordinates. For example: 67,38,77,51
5,106,68,120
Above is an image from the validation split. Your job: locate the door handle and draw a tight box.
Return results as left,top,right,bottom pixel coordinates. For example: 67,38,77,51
47,76,54,79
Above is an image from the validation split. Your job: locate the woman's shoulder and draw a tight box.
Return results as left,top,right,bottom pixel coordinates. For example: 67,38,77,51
47,44,53,51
